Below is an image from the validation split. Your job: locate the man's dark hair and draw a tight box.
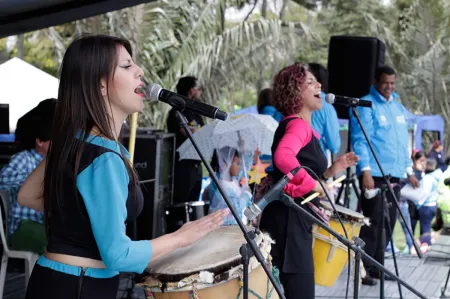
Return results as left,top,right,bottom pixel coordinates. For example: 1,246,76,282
176,76,198,97
375,65,396,82
308,63,329,93
15,98,57,150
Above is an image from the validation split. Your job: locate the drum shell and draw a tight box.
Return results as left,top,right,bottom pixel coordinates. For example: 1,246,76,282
312,217,362,287
146,265,279,299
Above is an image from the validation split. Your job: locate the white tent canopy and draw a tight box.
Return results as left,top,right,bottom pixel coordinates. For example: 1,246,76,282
0,57,58,133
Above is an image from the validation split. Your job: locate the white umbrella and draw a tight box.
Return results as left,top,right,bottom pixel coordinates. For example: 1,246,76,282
177,114,278,161
177,121,220,161
213,114,278,156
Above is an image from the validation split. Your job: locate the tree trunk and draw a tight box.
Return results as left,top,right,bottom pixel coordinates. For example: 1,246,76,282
256,0,268,93
17,34,25,59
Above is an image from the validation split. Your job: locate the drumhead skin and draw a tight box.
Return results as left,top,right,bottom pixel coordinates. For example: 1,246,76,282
318,200,365,220
146,226,270,282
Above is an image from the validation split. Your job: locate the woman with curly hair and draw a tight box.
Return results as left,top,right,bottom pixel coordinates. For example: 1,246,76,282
259,63,358,299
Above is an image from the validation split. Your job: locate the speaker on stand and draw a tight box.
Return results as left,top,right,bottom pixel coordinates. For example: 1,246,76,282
327,35,386,208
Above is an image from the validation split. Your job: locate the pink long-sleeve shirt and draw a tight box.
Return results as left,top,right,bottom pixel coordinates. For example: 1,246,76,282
273,116,321,198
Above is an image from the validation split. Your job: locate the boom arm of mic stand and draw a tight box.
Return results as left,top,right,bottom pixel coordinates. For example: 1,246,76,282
174,111,286,299
280,194,426,299
351,106,422,259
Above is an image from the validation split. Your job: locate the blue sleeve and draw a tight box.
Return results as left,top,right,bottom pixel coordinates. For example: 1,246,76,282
274,111,283,122
260,106,283,122
322,103,341,154
77,152,152,273
350,104,373,172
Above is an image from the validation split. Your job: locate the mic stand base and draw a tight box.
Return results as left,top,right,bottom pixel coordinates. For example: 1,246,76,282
280,193,426,299
353,237,365,299
441,267,450,298
380,188,403,299
174,111,285,299
239,230,258,299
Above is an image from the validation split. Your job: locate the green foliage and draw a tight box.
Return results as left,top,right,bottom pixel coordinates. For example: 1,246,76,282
2,0,449,154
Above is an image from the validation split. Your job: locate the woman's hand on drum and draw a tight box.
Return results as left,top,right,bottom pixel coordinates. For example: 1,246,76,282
174,209,230,248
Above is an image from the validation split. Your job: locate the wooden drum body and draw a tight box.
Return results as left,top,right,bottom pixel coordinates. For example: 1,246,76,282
138,226,279,299
312,201,365,287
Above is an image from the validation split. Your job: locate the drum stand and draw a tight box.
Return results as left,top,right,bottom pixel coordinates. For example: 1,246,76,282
280,193,426,299
175,111,286,299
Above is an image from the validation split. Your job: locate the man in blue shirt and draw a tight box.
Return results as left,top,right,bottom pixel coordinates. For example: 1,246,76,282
0,98,56,254
310,63,341,156
350,66,419,285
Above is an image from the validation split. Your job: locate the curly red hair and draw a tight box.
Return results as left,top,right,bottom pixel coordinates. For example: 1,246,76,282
272,63,310,116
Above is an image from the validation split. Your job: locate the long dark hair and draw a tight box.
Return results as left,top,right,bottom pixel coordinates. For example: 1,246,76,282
43,34,138,237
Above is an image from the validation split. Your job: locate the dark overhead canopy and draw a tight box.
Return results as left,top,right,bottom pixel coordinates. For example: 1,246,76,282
0,0,155,38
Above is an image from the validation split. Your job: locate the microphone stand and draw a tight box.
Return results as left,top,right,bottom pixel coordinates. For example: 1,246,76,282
280,193,426,299
350,106,422,299
174,111,285,299
378,184,403,299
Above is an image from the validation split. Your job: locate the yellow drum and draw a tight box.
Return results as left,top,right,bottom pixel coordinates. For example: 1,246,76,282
312,201,365,287
137,226,279,299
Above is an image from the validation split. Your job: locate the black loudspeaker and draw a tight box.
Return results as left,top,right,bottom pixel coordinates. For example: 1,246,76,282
0,104,9,134
122,129,175,241
327,36,386,119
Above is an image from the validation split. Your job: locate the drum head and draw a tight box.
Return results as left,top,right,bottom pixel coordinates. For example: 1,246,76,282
319,200,364,220
146,226,258,282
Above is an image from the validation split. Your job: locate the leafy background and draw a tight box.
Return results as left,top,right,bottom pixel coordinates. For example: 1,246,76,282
1,0,449,154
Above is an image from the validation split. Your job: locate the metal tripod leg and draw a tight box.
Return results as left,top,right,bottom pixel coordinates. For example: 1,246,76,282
441,267,450,298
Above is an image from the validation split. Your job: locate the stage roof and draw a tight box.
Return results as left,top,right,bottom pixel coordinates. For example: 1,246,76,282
0,0,155,38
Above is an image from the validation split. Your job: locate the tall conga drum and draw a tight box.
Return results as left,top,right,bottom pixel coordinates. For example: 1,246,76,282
312,201,365,287
137,226,280,299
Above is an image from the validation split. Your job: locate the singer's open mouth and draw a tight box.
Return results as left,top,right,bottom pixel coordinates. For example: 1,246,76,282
134,87,145,97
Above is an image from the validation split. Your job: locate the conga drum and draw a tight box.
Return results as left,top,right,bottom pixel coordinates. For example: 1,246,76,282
312,201,365,287
137,226,279,299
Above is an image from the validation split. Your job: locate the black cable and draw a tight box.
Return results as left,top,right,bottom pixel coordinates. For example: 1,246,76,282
297,166,352,299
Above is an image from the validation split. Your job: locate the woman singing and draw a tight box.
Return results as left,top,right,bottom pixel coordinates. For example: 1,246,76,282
17,34,228,299
259,63,358,299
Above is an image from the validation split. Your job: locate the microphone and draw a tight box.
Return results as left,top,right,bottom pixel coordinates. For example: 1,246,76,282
141,83,228,121
326,93,372,108
244,166,301,221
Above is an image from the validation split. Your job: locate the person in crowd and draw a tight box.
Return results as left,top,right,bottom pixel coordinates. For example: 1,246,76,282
0,98,56,254
258,63,358,299
398,150,426,254
427,140,447,171
350,65,420,285
17,34,228,299
411,158,441,252
434,157,450,232
206,146,258,225
257,88,283,122
309,62,341,156
166,76,205,204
